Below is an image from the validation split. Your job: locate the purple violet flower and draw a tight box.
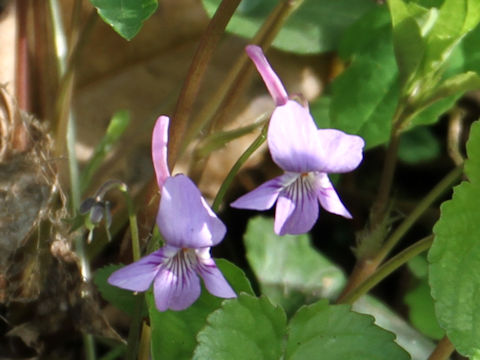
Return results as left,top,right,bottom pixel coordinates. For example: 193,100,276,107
231,45,365,236
108,116,235,311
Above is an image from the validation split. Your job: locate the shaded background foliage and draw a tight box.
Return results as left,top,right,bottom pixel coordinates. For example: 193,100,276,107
1,0,480,359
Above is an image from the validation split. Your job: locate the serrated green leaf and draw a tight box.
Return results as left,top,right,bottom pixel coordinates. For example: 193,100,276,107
244,217,346,316
429,120,480,357
286,300,411,360
89,0,158,40
193,294,287,360
201,0,375,54
149,259,254,360
353,296,435,360
93,264,139,315
404,281,444,340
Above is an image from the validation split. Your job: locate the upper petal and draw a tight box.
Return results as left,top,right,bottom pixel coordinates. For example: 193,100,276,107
152,115,171,189
152,250,201,311
316,129,365,173
230,176,284,210
107,249,168,292
315,173,352,218
274,175,319,235
246,45,288,106
195,248,236,299
268,101,325,173
157,175,226,248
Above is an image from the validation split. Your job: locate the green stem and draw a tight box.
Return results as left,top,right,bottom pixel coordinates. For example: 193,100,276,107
50,3,95,358
125,295,145,360
339,235,434,305
186,0,303,183
337,165,462,303
206,0,303,134
167,0,242,171
212,122,268,212
373,166,462,264
428,336,455,360
122,189,141,262
138,323,152,360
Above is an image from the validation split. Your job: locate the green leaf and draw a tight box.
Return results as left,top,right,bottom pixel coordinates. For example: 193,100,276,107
461,25,480,74
429,120,480,357
427,71,480,103
93,264,139,315
80,110,130,193
194,294,286,360
388,0,425,87
149,259,254,360
408,93,459,127
286,300,411,360
421,0,480,75
330,7,399,148
404,281,444,340
353,296,436,360
244,217,346,315
89,0,158,40
398,126,441,164
310,96,331,129
201,0,376,54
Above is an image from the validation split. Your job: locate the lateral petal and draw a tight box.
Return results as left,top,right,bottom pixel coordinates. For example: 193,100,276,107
315,173,352,218
107,249,167,292
157,175,226,248
230,176,284,210
196,248,236,298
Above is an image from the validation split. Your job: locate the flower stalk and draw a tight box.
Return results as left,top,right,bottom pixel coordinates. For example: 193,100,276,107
167,0,242,171
337,235,434,305
338,165,463,302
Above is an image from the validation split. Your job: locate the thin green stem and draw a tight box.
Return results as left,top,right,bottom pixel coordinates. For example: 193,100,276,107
167,0,242,171
337,165,462,303
428,336,455,360
123,190,141,262
208,0,303,133
373,166,463,264
50,2,95,358
138,322,152,360
212,122,268,212
124,295,145,360
339,235,434,305
186,0,303,184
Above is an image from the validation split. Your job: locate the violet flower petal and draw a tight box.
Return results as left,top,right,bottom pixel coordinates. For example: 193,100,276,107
268,101,324,173
195,248,236,298
230,176,285,210
152,115,171,189
107,249,168,292
153,257,201,311
316,129,365,173
315,173,352,219
246,45,288,106
274,178,319,235
157,175,226,248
